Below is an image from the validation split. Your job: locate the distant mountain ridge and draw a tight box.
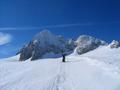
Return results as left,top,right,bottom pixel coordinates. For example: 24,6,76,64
18,30,120,61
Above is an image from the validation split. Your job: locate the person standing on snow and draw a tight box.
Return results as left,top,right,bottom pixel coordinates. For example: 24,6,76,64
62,53,66,62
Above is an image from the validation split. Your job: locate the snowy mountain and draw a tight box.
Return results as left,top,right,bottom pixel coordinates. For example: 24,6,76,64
18,30,108,61
18,30,75,61
1,45,120,90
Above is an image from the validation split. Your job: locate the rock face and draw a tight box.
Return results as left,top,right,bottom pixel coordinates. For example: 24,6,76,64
19,30,76,61
109,40,120,48
75,35,106,55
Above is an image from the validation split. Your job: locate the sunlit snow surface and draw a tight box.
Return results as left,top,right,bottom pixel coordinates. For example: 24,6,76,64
1,46,120,90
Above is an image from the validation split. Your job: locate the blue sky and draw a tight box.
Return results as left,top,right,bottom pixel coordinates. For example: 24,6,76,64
0,0,120,58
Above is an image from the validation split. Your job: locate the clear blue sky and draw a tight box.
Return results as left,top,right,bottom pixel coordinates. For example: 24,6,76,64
0,0,120,58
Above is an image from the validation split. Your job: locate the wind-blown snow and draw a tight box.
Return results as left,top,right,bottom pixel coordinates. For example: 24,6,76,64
1,46,120,90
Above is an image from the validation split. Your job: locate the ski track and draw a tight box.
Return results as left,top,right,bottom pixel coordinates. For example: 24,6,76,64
44,60,77,90
45,63,71,90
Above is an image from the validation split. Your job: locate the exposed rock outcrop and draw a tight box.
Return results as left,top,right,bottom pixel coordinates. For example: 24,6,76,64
75,35,106,55
109,40,120,48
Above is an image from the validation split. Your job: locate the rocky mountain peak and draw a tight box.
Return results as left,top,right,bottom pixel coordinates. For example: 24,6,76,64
76,35,106,45
33,29,53,39
109,40,120,48
75,35,107,55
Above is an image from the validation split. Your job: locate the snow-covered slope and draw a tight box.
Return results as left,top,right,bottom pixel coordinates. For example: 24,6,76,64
1,46,120,90
81,45,120,68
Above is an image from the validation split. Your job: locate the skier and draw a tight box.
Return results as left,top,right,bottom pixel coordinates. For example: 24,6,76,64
62,53,66,62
